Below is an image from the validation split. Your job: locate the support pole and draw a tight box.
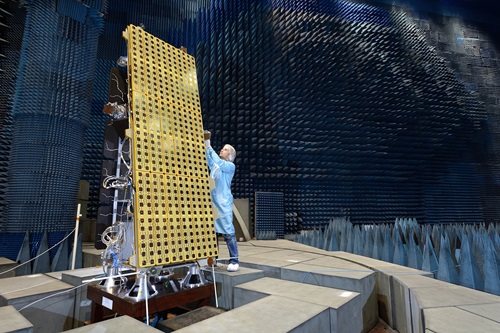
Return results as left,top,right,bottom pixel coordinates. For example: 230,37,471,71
71,203,82,270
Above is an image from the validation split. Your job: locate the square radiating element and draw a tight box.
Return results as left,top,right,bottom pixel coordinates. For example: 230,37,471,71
123,24,217,268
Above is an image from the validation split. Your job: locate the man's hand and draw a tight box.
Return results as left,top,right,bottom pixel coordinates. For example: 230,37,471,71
204,130,211,148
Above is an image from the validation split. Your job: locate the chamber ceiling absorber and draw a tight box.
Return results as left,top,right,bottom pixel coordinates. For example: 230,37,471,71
123,24,218,268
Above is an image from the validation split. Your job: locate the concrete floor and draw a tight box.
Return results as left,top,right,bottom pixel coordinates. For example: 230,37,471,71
83,239,500,333
2,239,500,332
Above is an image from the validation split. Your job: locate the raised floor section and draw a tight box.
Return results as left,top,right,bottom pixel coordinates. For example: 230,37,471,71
234,277,362,333
1,239,500,332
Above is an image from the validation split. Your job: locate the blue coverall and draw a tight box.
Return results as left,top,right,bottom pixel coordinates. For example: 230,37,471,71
206,146,239,264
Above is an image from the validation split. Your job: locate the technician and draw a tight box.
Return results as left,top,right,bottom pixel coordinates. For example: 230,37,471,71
204,130,239,272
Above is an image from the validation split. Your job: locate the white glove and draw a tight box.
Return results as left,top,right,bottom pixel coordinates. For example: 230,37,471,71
203,130,211,148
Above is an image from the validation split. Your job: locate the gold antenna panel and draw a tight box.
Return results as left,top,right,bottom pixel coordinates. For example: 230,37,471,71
123,24,218,268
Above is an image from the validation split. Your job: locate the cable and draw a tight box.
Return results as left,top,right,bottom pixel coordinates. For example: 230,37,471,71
102,175,130,189
1,280,62,296
104,142,118,152
0,228,76,276
119,180,132,219
196,258,220,308
144,273,150,326
215,256,239,262
82,271,138,283
109,72,126,102
18,277,103,312
211,263,218,308
120,137,131,170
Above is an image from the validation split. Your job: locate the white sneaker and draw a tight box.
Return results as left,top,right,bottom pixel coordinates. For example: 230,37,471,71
227,263,239,272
